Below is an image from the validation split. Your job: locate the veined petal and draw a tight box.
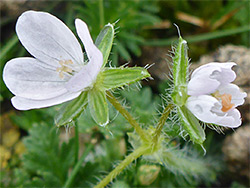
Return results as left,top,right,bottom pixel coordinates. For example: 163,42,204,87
12,92,81,110
75,18,103,65
3,57,69,100
65,19,103,92
215,109,242,128
16,11,83,68
65,61,101,92
187,95,242,128
188,62,236,96
186,95,222,123
218,83,247,107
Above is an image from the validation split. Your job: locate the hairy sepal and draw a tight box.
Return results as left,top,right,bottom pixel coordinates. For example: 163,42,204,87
55,91,88,127
171,36,205,145
177,106,205,145
95,23,114,67
88,88,109,127
172,37,188,106
99,67,150,90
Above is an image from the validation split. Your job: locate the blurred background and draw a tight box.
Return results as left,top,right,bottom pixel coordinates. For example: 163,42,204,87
0,0,249,187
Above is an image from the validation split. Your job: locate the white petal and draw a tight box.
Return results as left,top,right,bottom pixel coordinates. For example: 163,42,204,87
3,57,69,100
186,95,223,123
218,83,247,107
65,19,103,92
215,109,242,128
11,92,81,110
16,11,83,68
187,95,242,128
75,18,102,64
188,62,236,96
65,57,102,92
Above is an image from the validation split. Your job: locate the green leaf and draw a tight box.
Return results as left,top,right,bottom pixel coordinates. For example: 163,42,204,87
55,92,88,127
17,123,75,187
88,89,109,126
116,40,131,61
100,67,150,90
112,181,130,188
144,25,250,46
95,23,115,67
171,36,188,106
177,106,205,145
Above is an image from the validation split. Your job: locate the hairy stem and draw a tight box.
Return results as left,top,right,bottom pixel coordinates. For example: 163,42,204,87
94,146,150,188
64,144,93,188
152,104,173,144
106,91,150,142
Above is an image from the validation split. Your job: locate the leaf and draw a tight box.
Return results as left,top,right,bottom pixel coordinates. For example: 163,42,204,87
144,25,250,46
95,23,115,67
116,40,131,61
112,180,130,188
88,89,109,126
55,91,88,127
100,67,150,90
15,123,75,187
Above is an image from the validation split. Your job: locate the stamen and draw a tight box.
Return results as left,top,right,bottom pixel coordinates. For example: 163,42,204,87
56,60,74,78
221,94,234,112
212,91,234,112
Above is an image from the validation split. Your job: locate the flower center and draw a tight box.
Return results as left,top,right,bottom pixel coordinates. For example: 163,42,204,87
56,60,74,78
213,91,234,112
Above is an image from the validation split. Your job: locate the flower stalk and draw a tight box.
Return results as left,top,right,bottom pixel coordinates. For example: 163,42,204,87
152,104,173,145
94,146,151,188
106,90,150,142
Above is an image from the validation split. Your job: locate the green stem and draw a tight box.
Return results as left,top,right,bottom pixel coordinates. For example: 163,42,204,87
64,144,93,188
99,0,105,28
106,91,150,142
94,146,150,188
74,121,79,164
152,104,173,144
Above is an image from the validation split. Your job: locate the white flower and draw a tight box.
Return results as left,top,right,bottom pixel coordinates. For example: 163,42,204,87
3,11,103,110
186,62,247,128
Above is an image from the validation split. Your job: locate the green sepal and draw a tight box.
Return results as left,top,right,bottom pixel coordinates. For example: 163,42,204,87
95,23,114,67
177,106,205,145
171,36,188,106
88,88,109,126
55,91,88,127
99,67,151,90
171,36,205,145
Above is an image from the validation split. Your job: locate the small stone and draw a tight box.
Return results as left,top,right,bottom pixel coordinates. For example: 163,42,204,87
222,125,250,182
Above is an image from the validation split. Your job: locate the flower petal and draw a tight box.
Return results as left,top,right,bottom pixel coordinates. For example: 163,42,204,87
65,19,103,92
187,95,242,128
186,95,222,123
218,83,247,107
188,62,236,95
215,109,242,128
75,18,102,64
16,11,83,68
11,92,81,110
3,57,69,100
